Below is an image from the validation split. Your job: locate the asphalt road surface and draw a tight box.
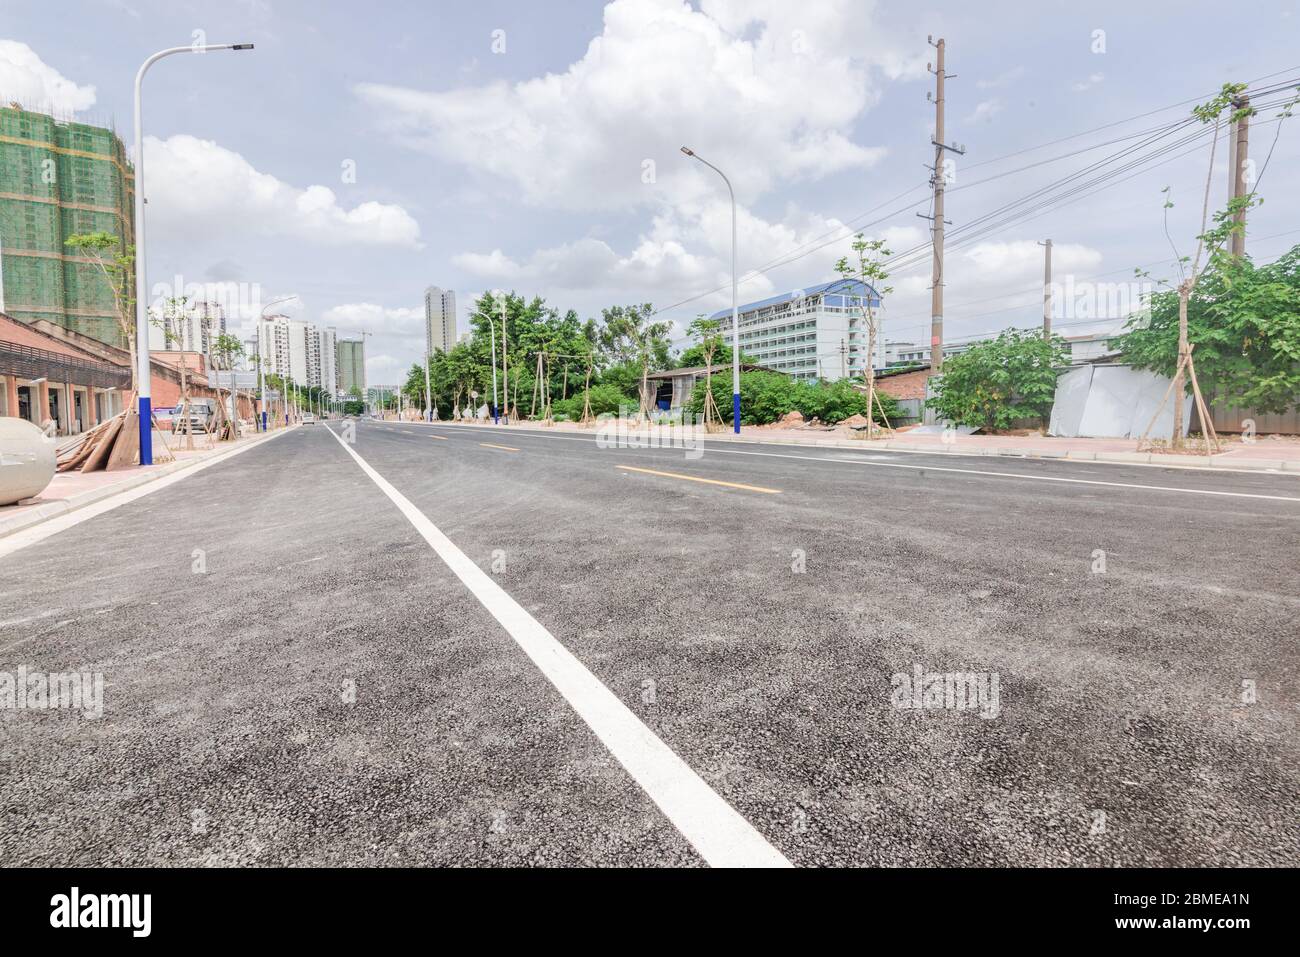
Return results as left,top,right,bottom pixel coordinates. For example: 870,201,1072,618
2,420,1296,866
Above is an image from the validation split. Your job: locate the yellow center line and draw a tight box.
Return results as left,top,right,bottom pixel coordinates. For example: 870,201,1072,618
480,442,521,452
616,465,782,494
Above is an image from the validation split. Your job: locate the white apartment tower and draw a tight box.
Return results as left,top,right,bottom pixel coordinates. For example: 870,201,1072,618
424,286,456,355
258,314,327,387
318,327,338,393
147,299,227,355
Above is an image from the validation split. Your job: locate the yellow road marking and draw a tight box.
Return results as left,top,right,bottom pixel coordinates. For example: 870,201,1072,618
429,434,448,440
616,465,781,494
480,442,520,452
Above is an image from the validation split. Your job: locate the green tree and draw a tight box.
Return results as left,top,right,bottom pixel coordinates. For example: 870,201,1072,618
599,304,671,418
1136,82,1295,447
64,232,136,389
833,233,893,435
927,329,1068,431
1115,245,1300,415
685,315,725,430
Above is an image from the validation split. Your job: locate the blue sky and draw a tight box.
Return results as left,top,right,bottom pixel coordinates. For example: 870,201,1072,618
3,0,1298,384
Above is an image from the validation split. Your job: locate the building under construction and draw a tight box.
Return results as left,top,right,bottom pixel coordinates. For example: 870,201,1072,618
0,104,135,348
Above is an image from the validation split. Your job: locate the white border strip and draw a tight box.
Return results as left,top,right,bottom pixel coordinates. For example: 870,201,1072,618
328,426,791,868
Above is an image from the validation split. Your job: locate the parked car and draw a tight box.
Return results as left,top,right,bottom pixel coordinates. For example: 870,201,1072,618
173,398,217,434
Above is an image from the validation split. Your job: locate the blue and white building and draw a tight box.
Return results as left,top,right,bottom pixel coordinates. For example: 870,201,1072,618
709,279,881,382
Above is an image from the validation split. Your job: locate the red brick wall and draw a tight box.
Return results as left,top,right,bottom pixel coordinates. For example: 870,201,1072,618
875,368,933,401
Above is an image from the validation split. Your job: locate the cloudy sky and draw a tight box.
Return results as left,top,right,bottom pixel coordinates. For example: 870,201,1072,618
3,0,1298,384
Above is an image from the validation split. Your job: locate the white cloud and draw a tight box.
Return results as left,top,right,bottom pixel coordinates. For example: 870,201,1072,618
0,40,96,114
1072,72,1105,92
967,99,1003,124
964,240,1101,276
320,302,423,337
355,0,914,212
318,303,426,385
144,135,422,248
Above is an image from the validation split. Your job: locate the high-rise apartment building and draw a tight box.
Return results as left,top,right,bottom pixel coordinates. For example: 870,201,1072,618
424,286,456,355
318,327,337,394
146,299,226,355
0,104,134,346
337,337,366,397
257,314,324,387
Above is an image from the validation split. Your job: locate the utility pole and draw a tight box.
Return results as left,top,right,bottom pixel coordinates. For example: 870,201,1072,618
922,36,963,374
1039,239,1053,338
840,338,847,380
1231,93,1250,259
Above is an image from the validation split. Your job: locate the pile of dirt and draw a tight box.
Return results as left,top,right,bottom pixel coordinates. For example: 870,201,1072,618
839,413,871,428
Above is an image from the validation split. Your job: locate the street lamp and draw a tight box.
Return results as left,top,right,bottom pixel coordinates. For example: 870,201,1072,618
258,294,296,432
486,294,502,425
133,41,254,465
681,146,740,434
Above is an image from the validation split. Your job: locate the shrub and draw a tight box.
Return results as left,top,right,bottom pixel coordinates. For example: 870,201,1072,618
685,372,900,426
551,382,634,419
927,329,1068,430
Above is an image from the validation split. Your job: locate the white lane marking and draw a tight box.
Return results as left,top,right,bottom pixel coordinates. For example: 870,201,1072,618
0,432,292,558
407,423,1300,503
326,425,790,868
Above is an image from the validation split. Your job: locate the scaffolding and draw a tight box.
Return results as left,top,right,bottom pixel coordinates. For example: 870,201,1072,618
0,104,134,347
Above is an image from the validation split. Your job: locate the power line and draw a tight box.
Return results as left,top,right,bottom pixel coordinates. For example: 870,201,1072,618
653,75,1300,319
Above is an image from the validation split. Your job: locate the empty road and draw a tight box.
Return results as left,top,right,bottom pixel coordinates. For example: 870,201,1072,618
2,420,1296,867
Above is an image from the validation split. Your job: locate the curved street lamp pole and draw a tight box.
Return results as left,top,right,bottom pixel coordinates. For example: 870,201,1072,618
133,41,254,464
681,146,740,434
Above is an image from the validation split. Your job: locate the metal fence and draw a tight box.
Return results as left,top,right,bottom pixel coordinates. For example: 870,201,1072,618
1201,400,1300,436
0,339,131,390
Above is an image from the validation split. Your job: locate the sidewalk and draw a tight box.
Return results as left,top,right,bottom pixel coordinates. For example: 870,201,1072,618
0,425,297,539
421,418,1300,473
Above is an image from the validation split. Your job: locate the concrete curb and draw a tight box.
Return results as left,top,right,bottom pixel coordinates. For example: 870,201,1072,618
409,419,1300,475
0,426,296,540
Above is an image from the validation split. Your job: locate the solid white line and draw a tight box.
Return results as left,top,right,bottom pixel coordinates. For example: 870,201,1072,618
0,431,292,559
326,426,790,868
402,423,1300,503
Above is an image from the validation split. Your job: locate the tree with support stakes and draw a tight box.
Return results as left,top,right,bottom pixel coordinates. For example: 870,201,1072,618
687,315,726,433
1133,82,1296,454
212,333,244,440
833,234,895,439
600,304,672,422
154,295,197,450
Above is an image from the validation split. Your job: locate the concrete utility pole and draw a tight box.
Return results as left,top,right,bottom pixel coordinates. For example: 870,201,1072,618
922,37,962,373
1039,239,1053,338
1231,94,1251,259
840,339,847,380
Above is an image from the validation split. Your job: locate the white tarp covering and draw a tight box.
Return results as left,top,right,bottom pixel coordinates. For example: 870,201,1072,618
1048,364,1192,438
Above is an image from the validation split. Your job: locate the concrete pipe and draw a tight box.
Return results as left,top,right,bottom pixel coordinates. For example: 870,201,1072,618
0,418,57,506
